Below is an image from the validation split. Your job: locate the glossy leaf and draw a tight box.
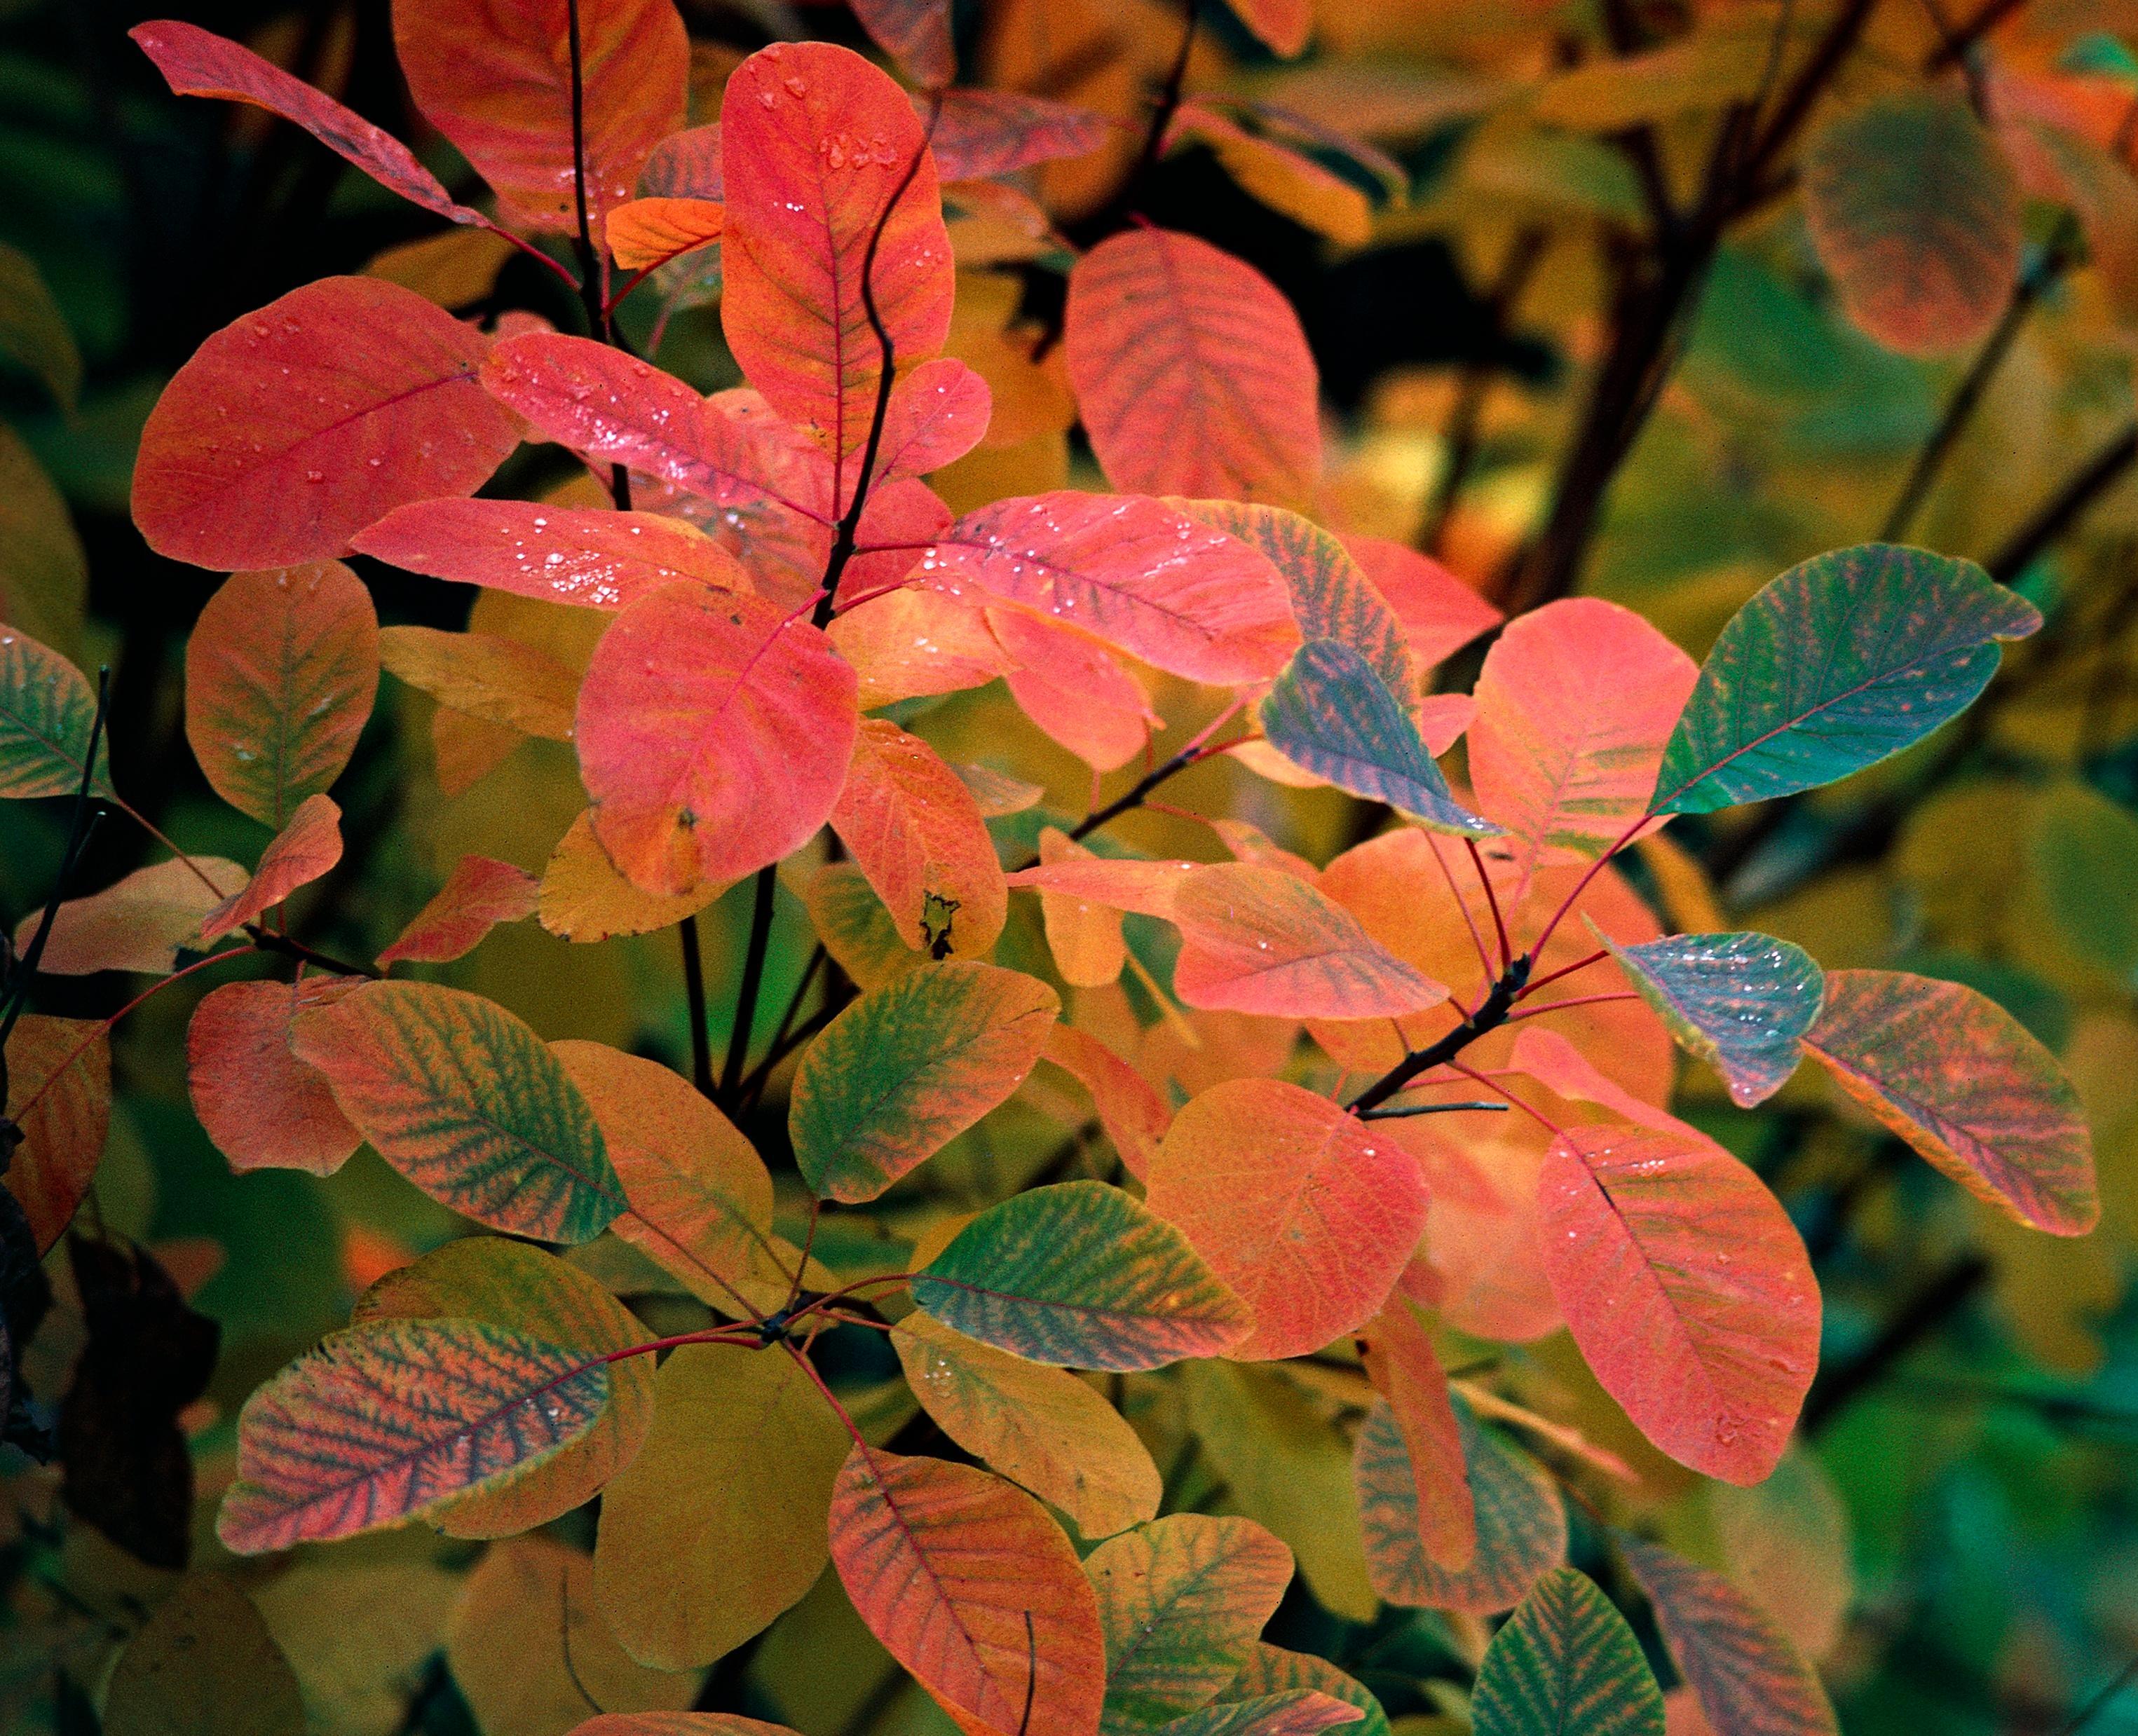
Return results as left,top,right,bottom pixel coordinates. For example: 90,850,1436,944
606,197,725,271
184,561,377,828
1171,863,1450,1020
1802,89,2022,355
830,585,1012,709
1085,1514,1293,1729
1354,1396,1567,1614
721,41,953,467
912,1180,1252,1370
894,1314,1162,1538
790,962,1058,1202
1620,1536,1839,1736
576,584,859,896
391,0,686,231
292,981,624,1243
22,856,240,976
1145,1078,1430,1360
1065,229,1320,507
1600,929,1824,1107
1470,1568,1664,1736
1802,969,2098,1234
908,491,1298,685
0,625,111,799
831,718,1008,959
873,357,995,484
217,1318,610,1553
930,89,1112,181
594,1345,847,1668
379,856,540,966
1537,1125,1819,1484
1260,640,1497,835
354,500,747,611
1650,545,2040,814
829,1444,1108,1736
186,977,363,1175
4,1014,110,1250
554,1040,796,1316
1470,598,1696,872
353,1237,653,1538
132,277,520,570
201,793,343,939
130,20,490,228
1356,1298,1474,1572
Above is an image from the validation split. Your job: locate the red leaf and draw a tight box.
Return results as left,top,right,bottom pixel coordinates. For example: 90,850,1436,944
1005,856,1202,921
576,585,859,894
129,20,490,228
201,794,344,940
1146,1077,1431,1360
1537,1125,1820,1484
1339,534,1502,671
906,491,1299,684
829,1444,1107,1736
353,500,748,612
186,978,364,1175
991,606,1156,772
379,856,540,967
873,357,994,484
850,0,955,88
721,42,954,472
133,278,519,570
1357,1298,1476,1571
927,90,1114,182
1065,229,1320,507
391,0,686,232
1230,0,1313,57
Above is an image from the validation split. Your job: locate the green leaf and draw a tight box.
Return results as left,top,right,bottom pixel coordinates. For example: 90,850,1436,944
103,1577,304,1736
1354,1396,1567,1614
1085,1515,1293,1730
1219,1646,1389,1736
2027,781,2138,984
911,1180,1252,1370
351,1237,653,1539
1598,927,1824,1107
1649,545,2039,814
1802,969,2097,1234
0,624,111,800
1153,1694,1363,1735
217,1318,611,1553
790,961,1060,1203
1260,640,1497,835
1470,1567,1663,1736
292,981,625,1243
0,241,81,410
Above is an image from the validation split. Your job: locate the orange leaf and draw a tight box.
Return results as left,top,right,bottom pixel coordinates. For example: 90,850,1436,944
993,608,1155,773
1033,828,1128,990
1065,229,1319,507
187,977,364,1175
1357,1298,1476,1571
606,196,725,271
1340,534,1502,671
575,585,859,896
829,1444,1107,1736
380,625,581,740
1040,1023,1169,1180
4,1014,110,1250
201,793,343,940
538,811,723,943
1005,855,1201,922
1146,1077,1431,1360
828,586,1012,709
20,856,241,976
379,856,540,967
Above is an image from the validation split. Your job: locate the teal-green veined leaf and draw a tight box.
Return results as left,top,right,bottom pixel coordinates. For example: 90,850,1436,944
1648,545,2039,815
1154,1694,1362,1735
911,1180,1252,1370
1620,1536,1839,1736
1801,969,2097,1234
1218,1646,1388,1736
217,1318,611,1553
1085,1514,1293,1730
1354,1396,1566,1614
351,1237,653,1539
1,624,111,800
1597,927,1824,1107
790,961,1060,1203
1470,1566,1663,1736
292,981,624,1243
1260,640,1497,835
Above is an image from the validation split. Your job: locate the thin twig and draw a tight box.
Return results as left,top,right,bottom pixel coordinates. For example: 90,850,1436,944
720,866,779,1107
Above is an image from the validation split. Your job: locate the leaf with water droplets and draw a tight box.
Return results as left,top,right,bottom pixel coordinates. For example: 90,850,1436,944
132,278,520,570
912,1180,1251,1370
1470,1567,1664,1736
871,357,995,484
1649,545,2039,814
1537,1124,1819,1484
1802,969,2097,1234
1598,929,1824,1108
1145,1078,1430,1361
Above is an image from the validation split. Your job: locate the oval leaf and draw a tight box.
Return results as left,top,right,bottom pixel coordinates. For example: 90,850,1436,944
1650,545,2040,814
1470,1567,1664,1736
0,626,111,800
379,855,540,967
1802,969,2097,1234
200,793,343,939
186,977,363,1176
1356,1298,1475,1573
912,1180,1252,1371
1537,1125,1819,1484
1598,929,1824,1108
790,962,1058,1203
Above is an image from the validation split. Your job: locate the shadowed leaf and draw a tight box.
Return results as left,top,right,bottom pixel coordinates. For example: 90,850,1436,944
912,1180,1251,1370
21,857,240,976
1802,969,2098,1234
539,810,723,943
0,626,112,799
851,0,954,86
103,1574,304,1736
929,89,1112,180
1650,545,2040,814
381,626,579,740
565,1721,804,1735
791,962,1058,1203
4,1017,109,1250
1470,1567,1663,1736
1599,929,1824,1107
186,978,362,1176
1537,1125,1819,1484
